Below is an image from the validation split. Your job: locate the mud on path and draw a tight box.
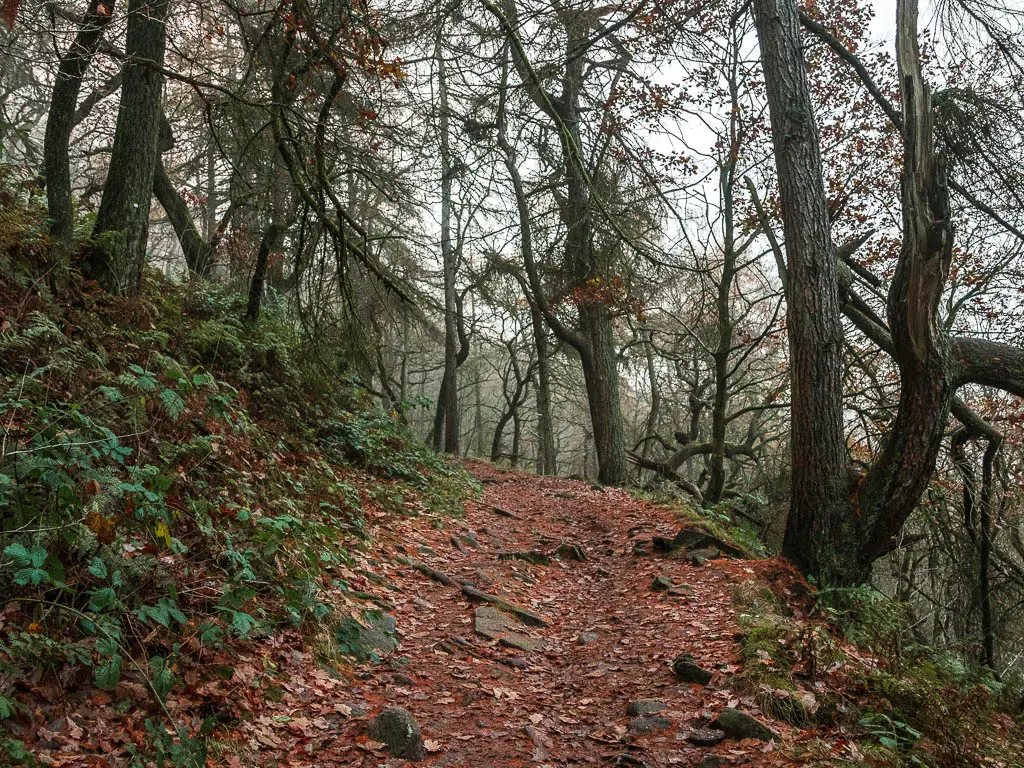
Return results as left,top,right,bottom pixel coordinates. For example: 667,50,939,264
326,461,793,767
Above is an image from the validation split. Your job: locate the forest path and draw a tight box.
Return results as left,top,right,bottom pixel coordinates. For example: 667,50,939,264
331,460,795,767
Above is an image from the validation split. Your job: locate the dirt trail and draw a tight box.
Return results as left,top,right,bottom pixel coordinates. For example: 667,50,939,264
331,461,790,767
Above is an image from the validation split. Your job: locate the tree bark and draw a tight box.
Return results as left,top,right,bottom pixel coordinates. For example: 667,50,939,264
86,0,170,295
531,302,557,475
245,222,284,323
43,0,116,265
432,30,460,455
153,157,212,277
752,0,851,580
490,0,626,484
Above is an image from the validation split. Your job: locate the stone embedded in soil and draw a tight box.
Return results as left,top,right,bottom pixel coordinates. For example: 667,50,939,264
554,542,587,561
474,606,541,652
626,699,666,716
576,631,599,646
670,527,744,558
612,755,655,768
367,706,426,761
671,654,714,685
667,585,692,597
499,549,551,566
651,536,675,553
686,727,726,746
688,546,720,565
474,568,496,585
651,574,673,591
696,757,729,768
629,714,673,734
336,610,398,662
711,708,778,741
462,584,550,627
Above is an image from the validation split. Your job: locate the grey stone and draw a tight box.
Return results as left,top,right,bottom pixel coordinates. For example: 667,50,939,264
629,714,672,734
670,527,744,558
474,606,541,652
651,575,673,591
672,654,713,685
499,549,551,566
711,708,778,741
462,584,550,627
367,706,425,760
686,727,726,746
554,542,587,562
626,699,666,716
612,756,654,768
336,610,398,662
688,546,720,566
576,631,599,646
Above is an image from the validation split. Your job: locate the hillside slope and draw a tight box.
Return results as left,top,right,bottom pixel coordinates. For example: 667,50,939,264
0,273,1020,767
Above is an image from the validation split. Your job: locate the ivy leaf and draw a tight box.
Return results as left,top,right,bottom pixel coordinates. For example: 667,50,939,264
149,656,175,699
135,597,186,628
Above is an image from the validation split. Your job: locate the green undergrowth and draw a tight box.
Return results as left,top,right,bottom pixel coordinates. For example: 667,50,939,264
731,577,1024,768
0,202,477,764
630,487,770,558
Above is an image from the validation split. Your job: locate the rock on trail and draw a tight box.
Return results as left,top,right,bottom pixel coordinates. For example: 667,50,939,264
311,461,796,766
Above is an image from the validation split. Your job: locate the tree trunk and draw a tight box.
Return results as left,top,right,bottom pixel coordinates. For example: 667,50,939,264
531,303,556,475
153,158,212,276
578,305,626,485
752,0,851,580
431,31,460,456
755,0,958,584
708,69,743,503
246,222,284,323
87,0,170,295
43,0,116,265
491,0,626,485
511,408,522,469
639,330,660,470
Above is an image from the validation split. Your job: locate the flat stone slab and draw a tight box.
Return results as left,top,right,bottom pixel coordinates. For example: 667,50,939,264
629,714,672,734
627,699,666,716
711,708,778,741
672,654,714,684
474,606,542,652
462,584,550,627
686,727,726,746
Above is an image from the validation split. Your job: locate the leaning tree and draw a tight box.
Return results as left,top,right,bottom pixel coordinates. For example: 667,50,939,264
753,0,1024,584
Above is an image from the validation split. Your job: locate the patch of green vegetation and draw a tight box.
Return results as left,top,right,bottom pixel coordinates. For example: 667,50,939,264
629,487,768,558
815,585,1024,768
0,210,478,763
729,580,820,725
